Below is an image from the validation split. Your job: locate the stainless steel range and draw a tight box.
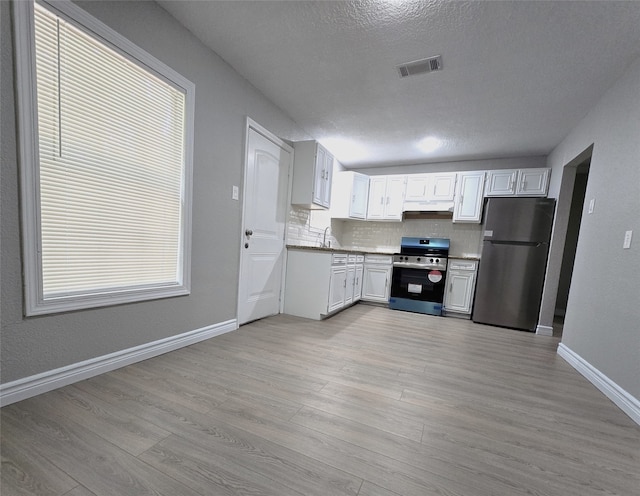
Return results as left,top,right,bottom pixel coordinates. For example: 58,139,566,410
389,237,450,316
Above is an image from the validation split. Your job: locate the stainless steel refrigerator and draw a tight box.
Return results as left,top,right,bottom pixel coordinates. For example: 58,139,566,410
472,197,555,331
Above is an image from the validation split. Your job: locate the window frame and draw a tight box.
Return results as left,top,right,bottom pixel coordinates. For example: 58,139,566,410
13,0,195,316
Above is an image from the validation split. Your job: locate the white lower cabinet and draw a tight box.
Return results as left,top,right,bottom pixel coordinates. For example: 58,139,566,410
443,259,478,318
354,256,364,302
362,254,393,303
328,262,348,313
284,250,362,320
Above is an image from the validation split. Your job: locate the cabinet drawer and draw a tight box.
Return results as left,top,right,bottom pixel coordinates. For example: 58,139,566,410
449,260,478,271
348,254,357,263
332,253,348,265
364,254,393,265
356,255,365,263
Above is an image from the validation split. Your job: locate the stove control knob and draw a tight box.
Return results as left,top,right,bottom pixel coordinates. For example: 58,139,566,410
435,258,440,263
430,258,434,263
417,257,421,262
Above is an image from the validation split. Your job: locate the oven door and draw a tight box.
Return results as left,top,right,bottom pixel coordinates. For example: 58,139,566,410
389,266,446,315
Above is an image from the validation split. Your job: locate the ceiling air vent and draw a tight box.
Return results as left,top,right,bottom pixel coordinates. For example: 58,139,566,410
397,55,443,78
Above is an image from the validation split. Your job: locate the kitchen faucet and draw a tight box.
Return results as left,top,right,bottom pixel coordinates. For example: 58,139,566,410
322,226,331,248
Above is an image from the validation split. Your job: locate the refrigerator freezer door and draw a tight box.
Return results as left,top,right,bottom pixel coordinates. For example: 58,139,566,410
483,198,555,243
472,241,549,331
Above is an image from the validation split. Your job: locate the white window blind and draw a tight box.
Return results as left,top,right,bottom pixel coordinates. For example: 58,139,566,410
14,1,194,315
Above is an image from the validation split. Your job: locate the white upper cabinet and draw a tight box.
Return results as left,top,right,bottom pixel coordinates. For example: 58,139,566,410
431,173,457,201
366,176,387,219
404,174,430,202
485,168,550,197
291,141,334,209
516,168,551,196
405,173,457,202
330,171,369,219
485,169,517,196
453,171,485,223
385,175,406,219
367,175,406,221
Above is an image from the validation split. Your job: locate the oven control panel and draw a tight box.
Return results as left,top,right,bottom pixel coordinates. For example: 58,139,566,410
393,254,447,270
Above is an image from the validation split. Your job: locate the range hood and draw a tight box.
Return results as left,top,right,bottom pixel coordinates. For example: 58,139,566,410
402,201,455,213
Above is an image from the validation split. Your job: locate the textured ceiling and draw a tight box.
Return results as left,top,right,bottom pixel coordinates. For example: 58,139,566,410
158,0,640,168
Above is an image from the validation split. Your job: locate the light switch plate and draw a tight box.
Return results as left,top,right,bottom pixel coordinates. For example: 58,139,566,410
623,230,633,249
588,198,595,214
232,185,239,201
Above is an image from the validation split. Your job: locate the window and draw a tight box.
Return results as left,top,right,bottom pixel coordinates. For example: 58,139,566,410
14,0,195,315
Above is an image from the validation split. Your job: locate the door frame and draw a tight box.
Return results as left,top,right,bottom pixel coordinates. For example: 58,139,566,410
236,117,294,324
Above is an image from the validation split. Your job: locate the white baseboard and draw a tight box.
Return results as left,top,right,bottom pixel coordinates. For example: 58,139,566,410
536,324,554,336
557,343,640,426
0,319,237,407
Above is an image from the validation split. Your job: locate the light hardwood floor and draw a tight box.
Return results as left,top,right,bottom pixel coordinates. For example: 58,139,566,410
2,305,639,496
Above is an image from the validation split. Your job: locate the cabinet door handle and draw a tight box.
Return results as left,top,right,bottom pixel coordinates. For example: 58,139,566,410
386,196,390,205
380,197,384,205
449,282,453,293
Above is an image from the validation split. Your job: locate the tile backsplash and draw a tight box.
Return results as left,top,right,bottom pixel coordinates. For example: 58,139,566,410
339,218,482,257
288,206,482,257
287,206,343,248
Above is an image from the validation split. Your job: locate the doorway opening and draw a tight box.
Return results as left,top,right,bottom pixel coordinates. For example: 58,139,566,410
553,156,591,337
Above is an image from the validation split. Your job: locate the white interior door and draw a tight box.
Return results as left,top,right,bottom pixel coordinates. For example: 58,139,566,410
238,123,292,325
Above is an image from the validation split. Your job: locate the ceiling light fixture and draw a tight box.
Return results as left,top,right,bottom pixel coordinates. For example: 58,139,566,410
417,136,442,153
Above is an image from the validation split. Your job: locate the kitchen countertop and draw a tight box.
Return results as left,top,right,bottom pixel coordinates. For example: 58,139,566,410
286,245,479,260
286,245,391,255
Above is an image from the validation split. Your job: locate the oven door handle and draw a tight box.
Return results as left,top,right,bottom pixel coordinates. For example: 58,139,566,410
393,262,443,270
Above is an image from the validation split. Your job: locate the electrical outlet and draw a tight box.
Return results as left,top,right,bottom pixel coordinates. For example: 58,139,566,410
232,185,239,200
588,198,595,214
623,230,633,249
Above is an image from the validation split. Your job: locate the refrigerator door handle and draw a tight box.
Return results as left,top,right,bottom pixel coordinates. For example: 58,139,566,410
490,241,544,247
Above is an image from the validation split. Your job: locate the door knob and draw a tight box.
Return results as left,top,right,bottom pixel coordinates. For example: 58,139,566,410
245,229,253,237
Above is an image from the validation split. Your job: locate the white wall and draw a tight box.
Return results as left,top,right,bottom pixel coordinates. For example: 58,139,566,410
355,156,547,176
0,1,309,384
542,57,640,400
